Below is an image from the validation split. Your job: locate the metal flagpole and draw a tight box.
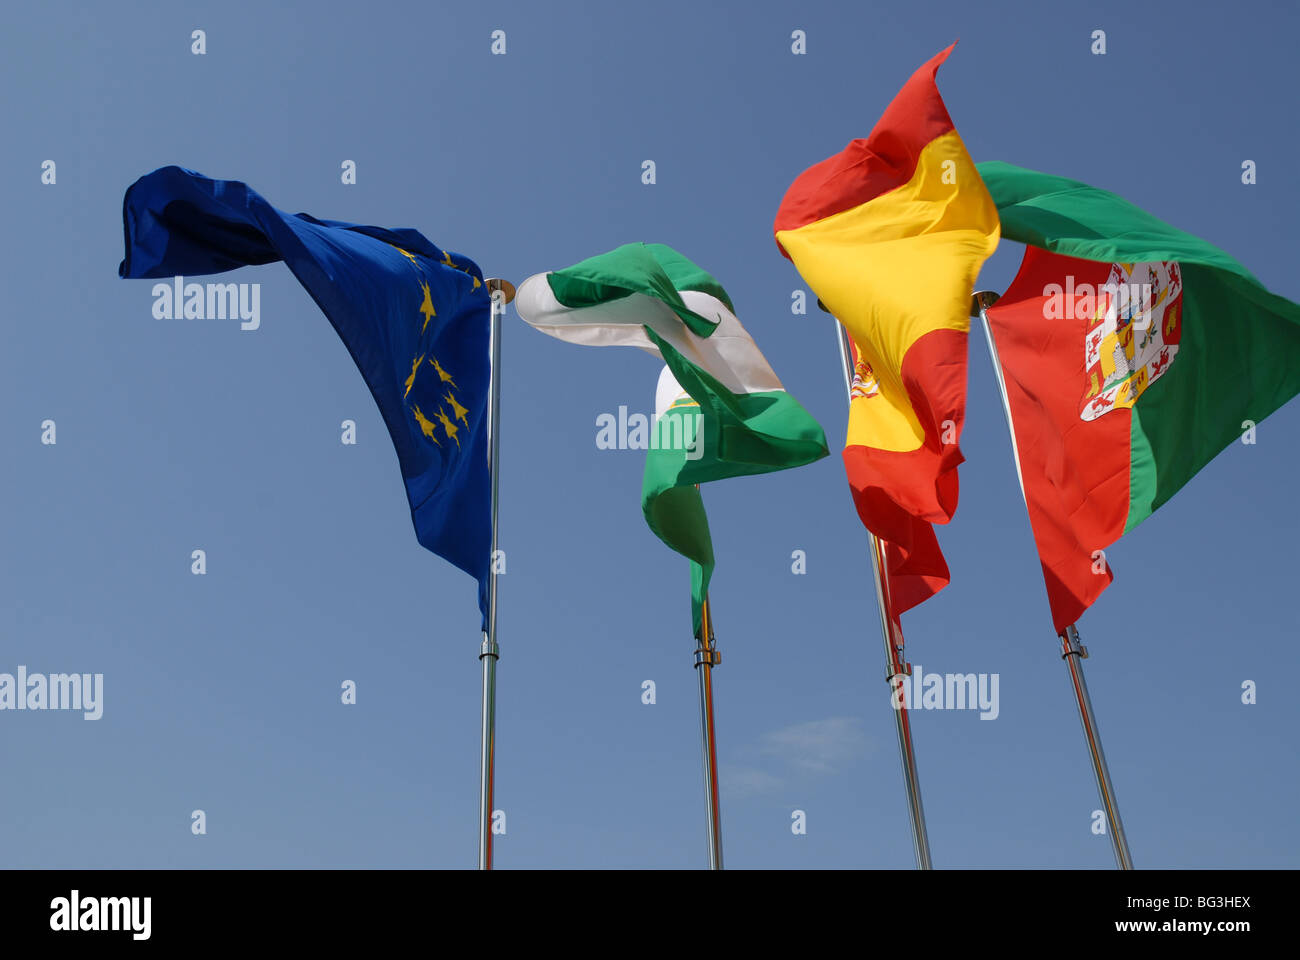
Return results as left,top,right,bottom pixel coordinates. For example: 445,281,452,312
689,480,723,869
822,302,933,869
1060,625,1133,869
973,290,1134,870
478,277,514,870
695,591,724,869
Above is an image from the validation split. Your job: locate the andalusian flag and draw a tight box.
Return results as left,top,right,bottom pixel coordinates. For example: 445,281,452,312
773,44,999,613
516,242,828,636
981,161,1300,632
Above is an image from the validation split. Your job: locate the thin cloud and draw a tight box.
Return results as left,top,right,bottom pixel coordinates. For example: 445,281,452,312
758,717,871,775
720,764,784,799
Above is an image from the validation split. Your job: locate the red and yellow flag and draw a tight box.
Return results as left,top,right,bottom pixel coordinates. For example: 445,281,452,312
774,43,998,612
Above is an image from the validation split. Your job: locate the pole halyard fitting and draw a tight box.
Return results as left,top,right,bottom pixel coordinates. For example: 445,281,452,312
1060,624,1089,660
694,647,721,668
886,661,913,681
696,587,719,668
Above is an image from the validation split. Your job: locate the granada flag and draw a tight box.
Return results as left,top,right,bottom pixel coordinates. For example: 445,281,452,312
980,161,1300,632
773,44,999,613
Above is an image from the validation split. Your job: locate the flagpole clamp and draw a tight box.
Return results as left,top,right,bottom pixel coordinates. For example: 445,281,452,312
694,647,721,668
1060,624,1089,660
886,661,913,682
480,635,499,661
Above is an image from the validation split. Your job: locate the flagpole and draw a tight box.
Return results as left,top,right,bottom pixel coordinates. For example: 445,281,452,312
695,591,724,869
823,303,933,869
478,277,514,870
973,290,1134,870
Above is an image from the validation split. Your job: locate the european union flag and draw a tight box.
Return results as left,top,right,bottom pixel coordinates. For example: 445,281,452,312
119,166,492,626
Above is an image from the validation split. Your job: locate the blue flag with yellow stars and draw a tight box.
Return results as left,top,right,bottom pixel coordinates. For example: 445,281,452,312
119,166,492,627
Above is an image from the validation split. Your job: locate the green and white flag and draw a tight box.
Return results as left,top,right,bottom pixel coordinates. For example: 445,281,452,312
516,242,828,636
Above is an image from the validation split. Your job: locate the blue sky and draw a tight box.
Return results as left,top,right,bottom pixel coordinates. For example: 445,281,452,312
1,0,1296,868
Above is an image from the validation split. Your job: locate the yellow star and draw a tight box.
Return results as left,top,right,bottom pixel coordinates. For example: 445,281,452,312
444,392,469,425
419,283,437,334
436,408,460,447
404,354,425,399
439,249,480,288
429,356,457,389
391,245,421,266
411,405,440,444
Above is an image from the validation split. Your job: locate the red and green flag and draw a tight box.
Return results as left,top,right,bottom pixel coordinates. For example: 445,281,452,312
980,161,1300,631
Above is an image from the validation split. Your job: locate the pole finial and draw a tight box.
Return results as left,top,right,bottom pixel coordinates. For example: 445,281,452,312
486,278,516,305
970,290,1000,317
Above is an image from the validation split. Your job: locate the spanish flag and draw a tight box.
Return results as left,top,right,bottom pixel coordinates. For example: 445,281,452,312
773,44,998,612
